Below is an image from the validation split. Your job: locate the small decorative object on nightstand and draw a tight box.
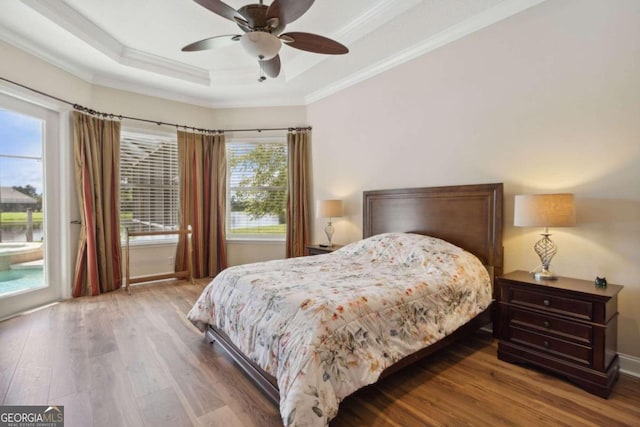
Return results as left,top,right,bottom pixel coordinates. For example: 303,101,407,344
595,276,608,288
496,271,623,398
306,244,344,256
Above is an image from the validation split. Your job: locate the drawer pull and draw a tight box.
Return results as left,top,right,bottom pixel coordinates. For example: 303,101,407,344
543,320,550,328
543,299,551,306
543,340,550,348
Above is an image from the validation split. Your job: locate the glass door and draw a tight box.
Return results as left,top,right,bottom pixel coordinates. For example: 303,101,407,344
0,93,62,319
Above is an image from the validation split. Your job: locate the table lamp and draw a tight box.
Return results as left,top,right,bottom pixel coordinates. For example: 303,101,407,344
514,193,576,280
316,199,343,247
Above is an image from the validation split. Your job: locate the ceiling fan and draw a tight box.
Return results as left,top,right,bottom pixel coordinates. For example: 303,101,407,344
182,0,349,81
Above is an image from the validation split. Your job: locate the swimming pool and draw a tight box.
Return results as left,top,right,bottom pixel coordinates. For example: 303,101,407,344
0,268,45,296
0,242,43,271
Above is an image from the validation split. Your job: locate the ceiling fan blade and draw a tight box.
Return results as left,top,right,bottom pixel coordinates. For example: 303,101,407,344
264,2,283,34
193,0,247,23
181,35,241,52
260,55,281,78
267,0,314,26
265,1,281,26
280,32,348,55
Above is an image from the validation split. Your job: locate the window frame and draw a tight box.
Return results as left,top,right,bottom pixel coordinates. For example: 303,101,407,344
226,137,288,242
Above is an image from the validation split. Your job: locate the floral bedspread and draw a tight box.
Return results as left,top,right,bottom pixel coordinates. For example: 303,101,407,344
188,232,491,426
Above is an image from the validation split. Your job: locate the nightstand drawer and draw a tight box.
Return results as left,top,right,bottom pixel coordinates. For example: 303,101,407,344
509,287,593,320
510,327,591,366
509,308,592,345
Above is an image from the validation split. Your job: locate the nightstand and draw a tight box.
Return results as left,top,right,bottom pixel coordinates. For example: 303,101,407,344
306,244,343,256
496,270,623,398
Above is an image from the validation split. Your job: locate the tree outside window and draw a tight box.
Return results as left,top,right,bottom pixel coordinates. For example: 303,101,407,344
228,141,287,237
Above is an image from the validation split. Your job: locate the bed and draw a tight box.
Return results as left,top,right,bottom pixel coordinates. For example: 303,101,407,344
188,183,503,426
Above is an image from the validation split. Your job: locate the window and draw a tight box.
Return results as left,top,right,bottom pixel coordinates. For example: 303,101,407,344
120,131,179,241
227,140,287,239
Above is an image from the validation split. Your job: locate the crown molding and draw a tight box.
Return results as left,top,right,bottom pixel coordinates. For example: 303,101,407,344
92,74,305,110
305,0,548,104
119,47,211,85
91,74,217,109
20,0,211,86
285,0,421,81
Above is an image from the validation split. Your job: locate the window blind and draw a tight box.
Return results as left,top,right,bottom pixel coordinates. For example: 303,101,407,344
120,133,179,240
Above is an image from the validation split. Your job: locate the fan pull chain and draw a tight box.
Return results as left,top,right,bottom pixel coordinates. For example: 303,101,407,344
258,55,266,82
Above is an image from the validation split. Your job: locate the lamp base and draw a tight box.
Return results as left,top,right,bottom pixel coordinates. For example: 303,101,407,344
533,268,558,281
324,220,334,248
533,230,558,281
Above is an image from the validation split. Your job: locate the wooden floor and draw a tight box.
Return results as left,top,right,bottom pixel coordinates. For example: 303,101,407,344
1,280,639,427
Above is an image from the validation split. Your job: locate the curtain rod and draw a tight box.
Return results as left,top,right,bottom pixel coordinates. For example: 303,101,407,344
0,77,311,134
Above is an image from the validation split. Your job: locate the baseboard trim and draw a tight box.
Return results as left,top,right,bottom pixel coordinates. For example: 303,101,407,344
0,300,61,323
619,353,640,378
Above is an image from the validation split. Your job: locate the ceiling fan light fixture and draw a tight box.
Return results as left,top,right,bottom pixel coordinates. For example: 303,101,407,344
240,31,281,60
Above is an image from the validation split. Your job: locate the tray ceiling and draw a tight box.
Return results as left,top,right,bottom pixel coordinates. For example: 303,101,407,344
0,0,546,108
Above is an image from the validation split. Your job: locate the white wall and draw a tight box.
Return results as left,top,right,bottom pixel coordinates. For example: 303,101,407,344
308,0,640,361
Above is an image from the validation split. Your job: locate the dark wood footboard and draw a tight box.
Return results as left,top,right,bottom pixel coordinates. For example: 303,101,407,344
206,325,280,405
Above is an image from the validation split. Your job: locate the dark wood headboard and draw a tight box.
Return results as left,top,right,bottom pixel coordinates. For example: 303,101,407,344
363,183,503,277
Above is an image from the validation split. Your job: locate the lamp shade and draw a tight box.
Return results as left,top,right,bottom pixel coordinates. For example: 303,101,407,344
514,194,576,227
316,200,343,218
240,31,281,60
